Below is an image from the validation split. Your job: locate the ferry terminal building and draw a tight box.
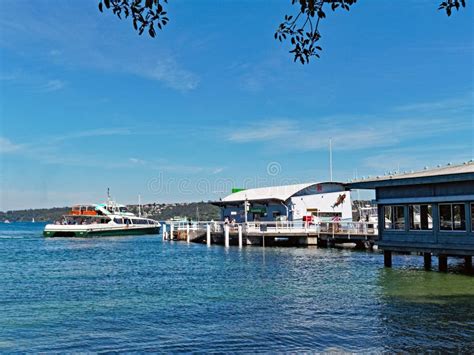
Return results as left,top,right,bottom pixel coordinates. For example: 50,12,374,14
348,162,474,271
212,182,352,224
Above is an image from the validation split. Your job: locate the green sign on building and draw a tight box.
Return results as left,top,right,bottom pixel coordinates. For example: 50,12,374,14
231,188,246,193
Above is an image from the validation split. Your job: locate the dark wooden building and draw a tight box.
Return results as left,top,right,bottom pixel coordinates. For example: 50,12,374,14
347,162,474,272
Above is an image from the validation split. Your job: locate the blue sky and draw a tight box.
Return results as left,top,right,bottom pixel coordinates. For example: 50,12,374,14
0,0,473,210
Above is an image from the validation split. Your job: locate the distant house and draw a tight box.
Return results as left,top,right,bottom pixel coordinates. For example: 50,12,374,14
212,182,352,223
347,162,474,271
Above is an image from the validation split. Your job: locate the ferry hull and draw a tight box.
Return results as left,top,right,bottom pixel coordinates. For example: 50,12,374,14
43,226,160,238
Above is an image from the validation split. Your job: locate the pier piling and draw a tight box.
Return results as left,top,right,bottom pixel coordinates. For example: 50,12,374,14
206,224,211,246
423,253,432,270
162,224,167,241
224,225,230,248
439,255,448,272
170,223,174,241
186,224,190,243
465,256,472,273
384,250,392,268
238,225,243,248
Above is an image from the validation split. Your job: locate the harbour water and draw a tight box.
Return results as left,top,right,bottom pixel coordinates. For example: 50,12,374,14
1,223,473,352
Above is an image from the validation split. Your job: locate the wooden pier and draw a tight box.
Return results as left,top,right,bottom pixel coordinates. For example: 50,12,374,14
162,220,378,249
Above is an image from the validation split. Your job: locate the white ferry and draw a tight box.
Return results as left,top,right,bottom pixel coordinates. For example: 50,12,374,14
43,196,160,238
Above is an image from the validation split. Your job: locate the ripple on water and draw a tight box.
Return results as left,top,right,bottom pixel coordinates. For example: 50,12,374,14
0,223,473,352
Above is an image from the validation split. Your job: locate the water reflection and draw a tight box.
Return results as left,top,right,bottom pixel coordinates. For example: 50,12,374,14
378,268,474,351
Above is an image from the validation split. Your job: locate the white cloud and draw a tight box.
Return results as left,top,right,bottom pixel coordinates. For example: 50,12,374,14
135,58,199,92
226,116,472,152
227,120,297,142
54,127,132,141
212,167,224,174
0,137,23,153
394,92,473,114
1,3,200,93
38,79,65,92
129,157,147,165
226,92,473,152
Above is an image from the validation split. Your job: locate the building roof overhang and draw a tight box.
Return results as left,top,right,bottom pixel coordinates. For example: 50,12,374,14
346,162,474,190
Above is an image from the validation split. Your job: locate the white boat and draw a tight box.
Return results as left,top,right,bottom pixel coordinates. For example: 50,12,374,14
4,219,11,224
43,194,160,238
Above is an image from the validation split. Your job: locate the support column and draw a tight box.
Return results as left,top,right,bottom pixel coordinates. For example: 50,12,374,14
162,224,167,241
170,223,174,241
465,256,472,273
439,255,448,272
206,224,211,247
423,252,432,270
384,250,392,268
238,225,243,248
186,224,190,243
224,225,230,248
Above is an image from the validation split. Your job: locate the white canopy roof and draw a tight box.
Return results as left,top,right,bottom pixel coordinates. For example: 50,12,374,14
221,182,321,203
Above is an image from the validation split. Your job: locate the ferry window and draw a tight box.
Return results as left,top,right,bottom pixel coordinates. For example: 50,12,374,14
409,204,432,230
439,203,466,231
114,218,123,224
384,205,405,230
124,218,130,225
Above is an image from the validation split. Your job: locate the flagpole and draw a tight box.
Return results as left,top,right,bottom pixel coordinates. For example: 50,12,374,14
329,138,333,182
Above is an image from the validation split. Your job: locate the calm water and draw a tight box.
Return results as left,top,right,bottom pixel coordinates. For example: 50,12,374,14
0,223,473,352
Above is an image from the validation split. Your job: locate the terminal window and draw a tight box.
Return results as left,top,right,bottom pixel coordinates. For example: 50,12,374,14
384,205,405,230
471,203,474,232
409,204,433,230
439,203,466,231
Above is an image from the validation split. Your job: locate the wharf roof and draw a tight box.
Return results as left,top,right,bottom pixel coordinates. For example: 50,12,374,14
346,161,474,189
214,182,344,205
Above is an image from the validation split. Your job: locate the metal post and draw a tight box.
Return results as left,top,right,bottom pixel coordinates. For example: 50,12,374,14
238,224,243,248
244,200,248,224
329,138,333,182
225,225,230,248
206,224,211,247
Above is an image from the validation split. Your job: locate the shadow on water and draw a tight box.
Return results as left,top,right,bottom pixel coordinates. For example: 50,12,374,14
377,268,474,352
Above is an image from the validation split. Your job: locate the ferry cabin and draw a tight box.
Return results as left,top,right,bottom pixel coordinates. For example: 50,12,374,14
212,182,352,224
348,162,474,271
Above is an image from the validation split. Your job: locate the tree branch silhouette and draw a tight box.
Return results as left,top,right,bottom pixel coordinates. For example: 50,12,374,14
98,0,468,64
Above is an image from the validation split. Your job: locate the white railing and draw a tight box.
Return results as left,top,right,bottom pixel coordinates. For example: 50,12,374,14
166,220,378,236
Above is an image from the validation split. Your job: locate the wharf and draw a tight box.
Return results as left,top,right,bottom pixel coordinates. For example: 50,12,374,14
162,221,378,248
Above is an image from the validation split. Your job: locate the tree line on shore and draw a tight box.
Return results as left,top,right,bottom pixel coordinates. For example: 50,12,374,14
1,200,373,223
0,202,221,223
